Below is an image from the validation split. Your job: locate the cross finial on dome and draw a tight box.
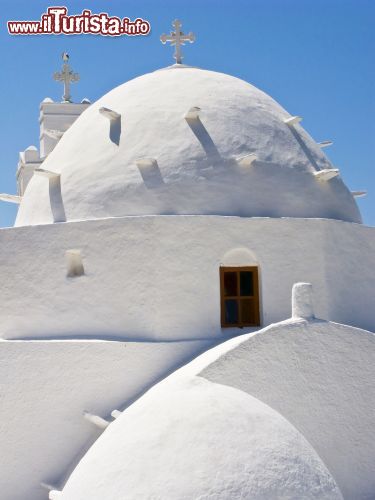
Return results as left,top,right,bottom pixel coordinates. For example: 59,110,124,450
53,52,80,103
160,20,195,64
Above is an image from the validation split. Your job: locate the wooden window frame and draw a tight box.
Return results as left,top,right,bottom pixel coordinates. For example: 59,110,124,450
220,266,260,328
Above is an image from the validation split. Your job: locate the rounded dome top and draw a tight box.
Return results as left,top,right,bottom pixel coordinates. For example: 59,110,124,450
16,66,361,226
59,376,342,499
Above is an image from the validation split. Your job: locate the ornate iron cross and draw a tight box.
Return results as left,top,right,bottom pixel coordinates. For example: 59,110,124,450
53,52,79,103
160,20,195,64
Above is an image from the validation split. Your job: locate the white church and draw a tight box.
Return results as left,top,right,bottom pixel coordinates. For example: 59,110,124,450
0,20,374,500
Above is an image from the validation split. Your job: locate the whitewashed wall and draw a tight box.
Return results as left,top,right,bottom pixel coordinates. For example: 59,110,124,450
200,319,375,499
0,215,373,340
0,339,213,500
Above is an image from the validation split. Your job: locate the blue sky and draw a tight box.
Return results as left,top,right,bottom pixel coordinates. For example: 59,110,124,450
0,0,373,226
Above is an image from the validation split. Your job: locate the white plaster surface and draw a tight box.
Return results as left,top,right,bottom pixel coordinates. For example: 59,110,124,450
59,376,342,500
1,46,372,500
199,319,375,499
292,282,315,319
39,101,90,158
0,216,373,341
16,66,361,226
58,316,374,500
0,338,213,500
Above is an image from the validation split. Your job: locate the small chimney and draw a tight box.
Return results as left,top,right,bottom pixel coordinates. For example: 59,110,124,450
292,282,314,320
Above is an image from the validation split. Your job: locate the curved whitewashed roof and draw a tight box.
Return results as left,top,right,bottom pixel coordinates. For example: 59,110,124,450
58,376,342,500
16,65,361,226
199,317,375,499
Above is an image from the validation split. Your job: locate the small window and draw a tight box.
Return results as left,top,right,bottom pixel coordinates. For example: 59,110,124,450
220,267,260,327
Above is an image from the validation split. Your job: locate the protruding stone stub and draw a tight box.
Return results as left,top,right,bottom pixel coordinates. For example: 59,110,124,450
83,411,109,429
99,107,121,122
49,491,62,499
184,106,201,121
284,116,302,127
292,282,314,320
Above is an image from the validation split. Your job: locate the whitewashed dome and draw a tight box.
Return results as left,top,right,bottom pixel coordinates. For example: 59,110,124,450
16,66,361,226
58,377,342,499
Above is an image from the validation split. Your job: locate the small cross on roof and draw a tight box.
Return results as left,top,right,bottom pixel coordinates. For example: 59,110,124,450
53,52,79,103
160,20,195,65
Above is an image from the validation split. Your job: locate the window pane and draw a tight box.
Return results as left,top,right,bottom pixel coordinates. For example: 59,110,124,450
225,300,238,324
224,272,237,296
240,299,255,324
240,272,253,296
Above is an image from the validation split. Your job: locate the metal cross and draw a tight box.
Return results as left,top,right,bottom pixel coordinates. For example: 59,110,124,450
53,52,79,103
160,20,195,64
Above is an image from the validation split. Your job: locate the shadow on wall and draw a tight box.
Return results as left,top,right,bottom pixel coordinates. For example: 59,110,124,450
185,110,221,163
136,158,165,189
50,176,66,223
109,118,121,145
288,125,320,171
99,107,122,146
